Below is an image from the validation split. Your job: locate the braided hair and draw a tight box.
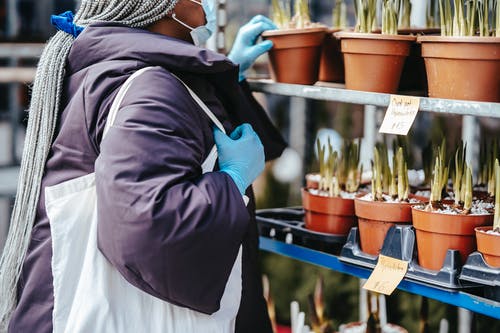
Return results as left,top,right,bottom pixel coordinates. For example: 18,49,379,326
0,1,180,330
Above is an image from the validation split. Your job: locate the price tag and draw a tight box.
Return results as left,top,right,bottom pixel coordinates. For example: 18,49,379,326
363,255,409,295
379,95,420,136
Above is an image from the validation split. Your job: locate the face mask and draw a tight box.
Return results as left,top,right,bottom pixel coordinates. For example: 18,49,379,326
171,0,217,46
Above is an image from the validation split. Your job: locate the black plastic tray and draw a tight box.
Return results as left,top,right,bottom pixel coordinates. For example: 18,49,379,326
460,252,500,301
340,225,478,289
256,208,348,255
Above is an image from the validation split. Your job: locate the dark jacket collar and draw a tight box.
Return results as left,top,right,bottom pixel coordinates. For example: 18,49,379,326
67,22,238,79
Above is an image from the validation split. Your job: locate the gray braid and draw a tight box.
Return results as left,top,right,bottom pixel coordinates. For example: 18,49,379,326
0,1,179,330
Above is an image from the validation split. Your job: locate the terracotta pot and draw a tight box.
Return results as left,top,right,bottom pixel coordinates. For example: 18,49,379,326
475,226,500,267
335,32,416,93
301,188,356,235
418,36,500,102
318,28,344,83
262,27,327,85
354,197,417,256
412,207,493,271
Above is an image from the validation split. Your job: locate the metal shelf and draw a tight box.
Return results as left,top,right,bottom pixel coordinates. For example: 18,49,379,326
259,237,500,320
248,79,500,119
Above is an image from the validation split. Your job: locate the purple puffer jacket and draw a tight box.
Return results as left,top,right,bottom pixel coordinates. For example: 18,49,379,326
8,23,286,333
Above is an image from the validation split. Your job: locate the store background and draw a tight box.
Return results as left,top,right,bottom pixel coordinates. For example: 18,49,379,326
0,0,498,332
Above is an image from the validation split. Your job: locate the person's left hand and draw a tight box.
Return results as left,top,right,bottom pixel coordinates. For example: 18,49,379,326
228,15,277,82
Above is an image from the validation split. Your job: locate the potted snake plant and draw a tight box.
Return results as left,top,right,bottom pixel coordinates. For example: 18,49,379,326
302,139,363,235
412,142,494,271
335,0,417,93
263,0,327,85
418,0,500,102
354,143,422,256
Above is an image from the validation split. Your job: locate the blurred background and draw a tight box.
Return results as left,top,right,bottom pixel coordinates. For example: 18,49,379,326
0,0,498,332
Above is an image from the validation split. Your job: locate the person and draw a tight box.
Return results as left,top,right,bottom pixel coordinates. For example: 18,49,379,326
0,0,286,332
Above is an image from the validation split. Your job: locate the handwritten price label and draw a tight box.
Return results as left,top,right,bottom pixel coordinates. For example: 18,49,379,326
363,255,409,295
379,95,421,136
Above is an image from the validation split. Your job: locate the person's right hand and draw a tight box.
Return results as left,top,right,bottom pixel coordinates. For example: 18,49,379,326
214,124,265,195
228,15,277,81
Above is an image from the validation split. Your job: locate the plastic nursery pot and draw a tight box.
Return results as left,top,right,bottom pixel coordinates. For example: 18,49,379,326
354,196,417,256
411,207,493,271
418,35,500,102
262,27,327,85
318,28,344,83
475,226,500,267
335,32,416,93
301,188,356,235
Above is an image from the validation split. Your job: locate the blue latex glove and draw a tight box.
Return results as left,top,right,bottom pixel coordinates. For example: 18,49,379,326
228,15,278,81
214,124,265,195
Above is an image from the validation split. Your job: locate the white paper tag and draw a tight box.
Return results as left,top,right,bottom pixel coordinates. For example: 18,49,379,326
363,255,409,296
379,95,420,136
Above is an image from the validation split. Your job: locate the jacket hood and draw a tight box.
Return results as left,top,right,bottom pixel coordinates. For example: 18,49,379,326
67,23,238,78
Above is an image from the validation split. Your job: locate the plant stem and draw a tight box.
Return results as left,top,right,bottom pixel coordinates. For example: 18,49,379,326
355,0,377,33
453,143,466,206
399,0,412,29
390,153,398,198
382,0,399,35
397,147,405,201
464,165,473,213
271,0,291,29
374,148,383,201
497,0,500,36
292,0,311,29
333,0,347,29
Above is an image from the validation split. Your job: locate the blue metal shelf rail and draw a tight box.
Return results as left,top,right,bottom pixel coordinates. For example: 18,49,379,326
259,237,500,319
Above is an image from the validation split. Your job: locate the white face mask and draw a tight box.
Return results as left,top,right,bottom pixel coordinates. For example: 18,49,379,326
171,0,217,46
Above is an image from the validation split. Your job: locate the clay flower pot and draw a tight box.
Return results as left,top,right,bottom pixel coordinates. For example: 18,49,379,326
412,207,493,271
354,196,416,256
262,27,327,85
475,226,500,267
418,36,500,102
318,28,344,83
301,188,356,235
335,32,416,93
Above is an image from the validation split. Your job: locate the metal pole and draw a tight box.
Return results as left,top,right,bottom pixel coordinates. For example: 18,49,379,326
6,0,20,165
288,97,306,202
217,0,227,54
7,0,19,36
361,105,377,170
359,279,367,321
458,308,474,333
462,116,479,177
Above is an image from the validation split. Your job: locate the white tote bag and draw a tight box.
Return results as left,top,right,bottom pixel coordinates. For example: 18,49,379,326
47,67,242,333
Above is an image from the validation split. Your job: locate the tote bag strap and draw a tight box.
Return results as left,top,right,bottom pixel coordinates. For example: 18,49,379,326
169,73,226,134
103,67,155,139
103,67,226,142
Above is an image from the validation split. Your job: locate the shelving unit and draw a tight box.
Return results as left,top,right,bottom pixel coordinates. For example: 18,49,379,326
248,79,500,118
260,237,500,319
250,78,500,321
